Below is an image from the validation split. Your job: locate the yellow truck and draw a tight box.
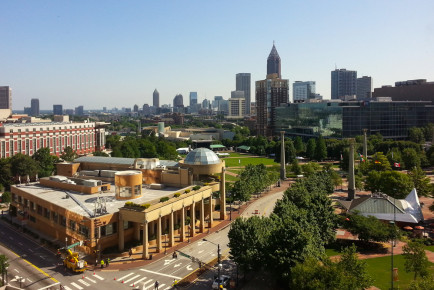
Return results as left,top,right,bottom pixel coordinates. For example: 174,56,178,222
59,248,88,273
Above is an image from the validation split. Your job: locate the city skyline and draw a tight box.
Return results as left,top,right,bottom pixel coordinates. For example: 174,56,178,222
1,0,434,110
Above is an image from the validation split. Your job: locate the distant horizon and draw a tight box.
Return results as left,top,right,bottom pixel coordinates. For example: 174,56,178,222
2,0,433,110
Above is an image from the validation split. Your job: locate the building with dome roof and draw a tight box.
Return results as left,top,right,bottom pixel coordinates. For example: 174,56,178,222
179,148,225,180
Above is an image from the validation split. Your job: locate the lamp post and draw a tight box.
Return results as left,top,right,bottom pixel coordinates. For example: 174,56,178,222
203,239,221,288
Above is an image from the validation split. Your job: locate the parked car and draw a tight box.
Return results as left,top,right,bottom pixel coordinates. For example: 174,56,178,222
212,275,230,289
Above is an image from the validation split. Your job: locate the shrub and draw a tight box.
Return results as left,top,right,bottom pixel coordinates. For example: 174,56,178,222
192,185,201,190
140,203,151,209
160,197,169,203
204,182,209,186
174,192,181,198
184,189,191,193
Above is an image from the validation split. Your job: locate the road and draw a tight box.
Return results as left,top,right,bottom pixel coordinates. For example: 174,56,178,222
0,189,284,289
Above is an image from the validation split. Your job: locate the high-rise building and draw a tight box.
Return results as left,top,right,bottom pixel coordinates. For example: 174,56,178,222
356,76,373,99
142,104,150,116
331,69,357,99
202,99,210,110
133,104,139,113
228,91,246,119
293,81,316,102
372,79,434,103
0,86,12,120
153,89,160,108
189,92,198,107
236,73,251,114
173,94,184,112
256,44,289,136
24,107,31,115
75,106,84,116
267,43,281,78
31,98,40,116
231,90,245,99
53,104,63,115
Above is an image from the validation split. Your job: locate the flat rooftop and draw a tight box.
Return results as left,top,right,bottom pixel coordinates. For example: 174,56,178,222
15,183,186,218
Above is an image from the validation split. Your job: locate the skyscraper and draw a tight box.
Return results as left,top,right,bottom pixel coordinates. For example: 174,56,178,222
53,104,63,115
153,89,160,108
31,98,40,116
267,43,281,78
293,81,316,102
75,105,84,116
256,44,289,136
173,94,184,112
189,92,198,107
331,69,357,99
356,76,373,99
0,86,12,120
236,73,251,114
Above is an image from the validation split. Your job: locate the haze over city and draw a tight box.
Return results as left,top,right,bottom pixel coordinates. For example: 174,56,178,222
2,0,434,110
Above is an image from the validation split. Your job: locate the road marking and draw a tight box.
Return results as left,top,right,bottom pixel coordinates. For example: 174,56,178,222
18,242,23,246
85,277,96,283
39,255,46,260
78,279,90,286
63,286,72,290
186,265,193,270
28,278,33,282
93,274,104,280
140,269,181,279
70,282,83,289
118,272,135,281
163,259,174,265
28,249,33,252
124,274,140,283
174,263,182,267
198,250,204,254
9,236,13,240
14,269,19,273
197,241,205,246
163,287,172,290
37,282,60,290
129,276,147,286
0,231,4,234
158,284,166,289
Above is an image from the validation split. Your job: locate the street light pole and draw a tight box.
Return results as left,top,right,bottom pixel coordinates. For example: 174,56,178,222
203,239,221,288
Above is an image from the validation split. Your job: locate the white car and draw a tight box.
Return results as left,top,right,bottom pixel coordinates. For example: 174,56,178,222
212,275,230,289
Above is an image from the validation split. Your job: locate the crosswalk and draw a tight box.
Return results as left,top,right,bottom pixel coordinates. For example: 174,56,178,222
60,274,105,290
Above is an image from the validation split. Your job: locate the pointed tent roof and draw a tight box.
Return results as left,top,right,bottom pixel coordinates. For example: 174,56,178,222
267,44,280,60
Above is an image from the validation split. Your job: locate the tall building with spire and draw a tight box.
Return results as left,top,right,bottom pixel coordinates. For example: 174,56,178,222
153,89,160,108
267,43,281,78
256,43,289,136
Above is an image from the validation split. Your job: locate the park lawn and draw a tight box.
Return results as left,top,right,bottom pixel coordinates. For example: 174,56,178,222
365,254,434,289
224,174,239,182
225,157,278,167
425,245,434,252
325,248,342,257
227,169,242,174
226,152,252,158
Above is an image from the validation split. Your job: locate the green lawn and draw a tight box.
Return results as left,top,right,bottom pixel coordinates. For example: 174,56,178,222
225,157,278,167
425,245,434,252
325,248,342,257
227,169,242,174
224,152,253,158
224,174,239,182
365,254,434,289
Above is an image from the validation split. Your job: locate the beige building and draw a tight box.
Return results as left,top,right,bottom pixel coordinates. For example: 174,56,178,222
10,149,227,259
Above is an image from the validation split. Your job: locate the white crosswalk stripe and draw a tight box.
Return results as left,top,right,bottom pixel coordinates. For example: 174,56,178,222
93,274,104,280
78,279,90,286
129,276,147,286
70,282,83,289
163,287,172,290
118,272,135,281
85,277,96,283
124,274,140,283
63,286,73,290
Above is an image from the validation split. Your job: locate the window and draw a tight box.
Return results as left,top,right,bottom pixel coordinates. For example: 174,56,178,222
10,140,14,156
12,193,17,202
60,215,66,227
43,208,50,219
52,212,58,223
123,221,132,230
101,222,117,236
29,215,36,223
30,201,35,211
37,205,42,215
79,224,89,238
18,196,22,204
69,220,76,231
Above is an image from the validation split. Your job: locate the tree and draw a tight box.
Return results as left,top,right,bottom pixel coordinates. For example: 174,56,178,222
314,135,327,161
364,170,414,198
60,146,78,161
402,148,421,170
93,151,109,157
306,138,316,160
403,241,430,280
408,274,434,290
10,154,38,178
343,213,396,243
336,244,373,289
33,147,58,177
368,152,392,172
0,254,9,286
228,216,274,273
274,139,296,164
290,159,302,175
294,136,304,155
408,167,433,197
409,127,425,144
0,158,12,190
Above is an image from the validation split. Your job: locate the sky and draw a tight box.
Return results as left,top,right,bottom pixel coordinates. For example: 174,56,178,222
2,0,434,111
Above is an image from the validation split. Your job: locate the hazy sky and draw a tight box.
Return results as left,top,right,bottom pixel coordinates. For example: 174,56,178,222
2,0,434,110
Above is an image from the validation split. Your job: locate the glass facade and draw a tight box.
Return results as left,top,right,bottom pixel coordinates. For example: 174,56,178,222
275,101,434,139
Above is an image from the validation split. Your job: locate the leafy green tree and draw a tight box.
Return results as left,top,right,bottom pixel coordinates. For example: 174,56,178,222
408,167,433,197
408,274,434,290
314,135,327,161
409,127,425,144
0,254,9,286
306,138,316,160
0,158,12,190
402,148,421,170
336,244,373,289
365,170,413,198
228,216,274,273
403,241,430,280
1,191,11,204
10,154,38,178
294,136,304,155
60,146,78,161
301,162,321,176
343,213,396,243
33,147,58,177
93,151,109,157
274,139,296,163
369,152,392,171
290,159,302,175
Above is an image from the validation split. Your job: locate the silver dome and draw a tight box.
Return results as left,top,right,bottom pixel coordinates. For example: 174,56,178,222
184,148,220,165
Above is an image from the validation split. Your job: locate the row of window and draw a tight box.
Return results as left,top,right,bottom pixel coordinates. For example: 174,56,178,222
7,124,95,133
